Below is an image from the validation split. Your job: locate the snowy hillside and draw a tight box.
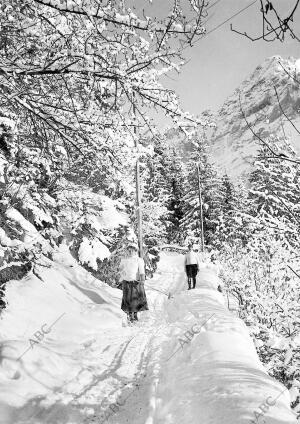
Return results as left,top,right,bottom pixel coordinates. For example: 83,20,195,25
0,252,297,423
0,243,128,424
209,56,300,178
1,2,299,423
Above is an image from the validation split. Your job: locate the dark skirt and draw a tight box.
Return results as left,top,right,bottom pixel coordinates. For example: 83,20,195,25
121,280,149,313
186,264,198,278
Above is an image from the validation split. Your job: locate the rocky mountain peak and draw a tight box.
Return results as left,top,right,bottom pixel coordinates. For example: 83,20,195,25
210,55,300,178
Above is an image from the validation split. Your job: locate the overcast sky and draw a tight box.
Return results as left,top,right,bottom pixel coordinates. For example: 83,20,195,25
144,0,300,118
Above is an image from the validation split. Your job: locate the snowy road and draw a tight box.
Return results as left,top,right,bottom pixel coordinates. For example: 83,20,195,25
93,253,186,424
96,253,297,424
0,250,297,423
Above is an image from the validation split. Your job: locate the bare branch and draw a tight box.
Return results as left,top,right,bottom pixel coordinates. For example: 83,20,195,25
239,92,300,165
278,61,300,86
231,0,300,43
274,85,300,140
287,265,300,280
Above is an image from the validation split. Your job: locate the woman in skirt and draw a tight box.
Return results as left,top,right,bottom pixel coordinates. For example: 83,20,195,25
119,243,149,324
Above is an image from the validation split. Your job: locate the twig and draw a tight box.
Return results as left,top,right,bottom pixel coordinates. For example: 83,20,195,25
278,61,300,86
267,186,300,229
231,0,300,42
287,265,300,280
239,93,300,165
274,85,300,139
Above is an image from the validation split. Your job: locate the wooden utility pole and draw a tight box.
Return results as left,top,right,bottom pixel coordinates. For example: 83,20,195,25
133,101,143,258
196,163,205,252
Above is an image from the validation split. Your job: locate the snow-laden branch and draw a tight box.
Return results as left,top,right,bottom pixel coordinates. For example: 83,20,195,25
0,68,118,79
33,0,205,35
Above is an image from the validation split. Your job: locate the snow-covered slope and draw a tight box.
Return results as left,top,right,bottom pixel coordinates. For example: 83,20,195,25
0,252,297,423
153,264,297,423
210,56,300,178
0,244,124,422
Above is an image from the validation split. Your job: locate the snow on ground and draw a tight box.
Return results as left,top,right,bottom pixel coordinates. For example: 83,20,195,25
0,251,297,424
149,262,297,424
0,245,170,424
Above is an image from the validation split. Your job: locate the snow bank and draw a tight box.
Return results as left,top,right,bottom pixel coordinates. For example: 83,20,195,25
149,255,297,424
0,243,125,423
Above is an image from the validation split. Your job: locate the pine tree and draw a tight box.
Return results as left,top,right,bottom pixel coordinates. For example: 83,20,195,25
214,174,249,249
141,140,171,272
248,141,300,249
165,147,186,244
180,132,224,248
140,135,187,247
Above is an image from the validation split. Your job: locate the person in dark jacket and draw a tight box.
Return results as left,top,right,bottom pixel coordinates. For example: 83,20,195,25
119,243,148,324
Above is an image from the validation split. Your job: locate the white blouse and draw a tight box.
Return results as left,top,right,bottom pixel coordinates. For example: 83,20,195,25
184,251,199,265
119,256,145,282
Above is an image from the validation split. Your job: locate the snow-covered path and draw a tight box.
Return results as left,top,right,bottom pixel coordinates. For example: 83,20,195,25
100,253,297,424
0,250,297,424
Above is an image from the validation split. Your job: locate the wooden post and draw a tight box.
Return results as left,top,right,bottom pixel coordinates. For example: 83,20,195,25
135,160,143,258
133,101,143,258
197,163,205,252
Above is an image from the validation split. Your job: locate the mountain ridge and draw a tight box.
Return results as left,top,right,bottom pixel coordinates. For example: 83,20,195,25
209,55,300,178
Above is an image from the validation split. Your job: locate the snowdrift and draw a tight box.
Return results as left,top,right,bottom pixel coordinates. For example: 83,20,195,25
0,243,125,424
151,258,297,424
